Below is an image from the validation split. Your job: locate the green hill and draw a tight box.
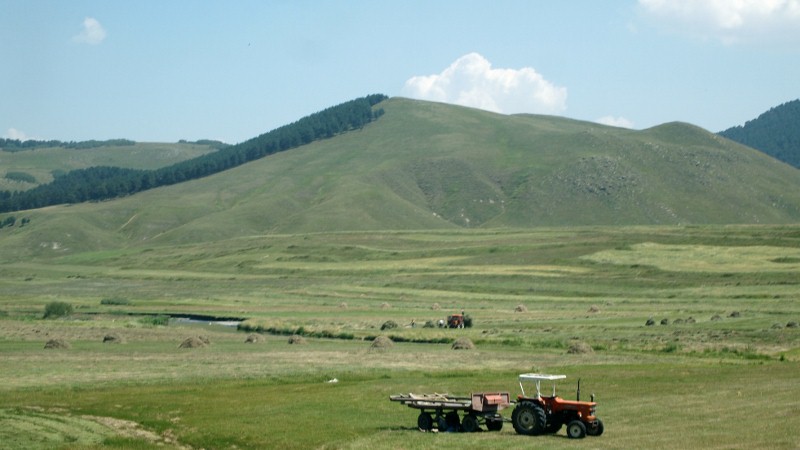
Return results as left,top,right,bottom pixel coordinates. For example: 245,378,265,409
719,99,800,168
2,97,800,258
0,140,221,191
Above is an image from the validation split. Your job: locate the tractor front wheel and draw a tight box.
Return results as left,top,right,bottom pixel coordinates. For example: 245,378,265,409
512,401,547,435
566,420,587,439
417,412,433,431
587,418,604,436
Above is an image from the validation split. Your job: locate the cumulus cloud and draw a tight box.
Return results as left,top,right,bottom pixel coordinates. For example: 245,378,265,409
638,0,800,43
595,116,634,129
4,128,34,141
73,17,107,45
402,53,567,115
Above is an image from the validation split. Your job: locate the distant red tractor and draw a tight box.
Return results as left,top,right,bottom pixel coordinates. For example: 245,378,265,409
446,314,465,328
511,373,604,439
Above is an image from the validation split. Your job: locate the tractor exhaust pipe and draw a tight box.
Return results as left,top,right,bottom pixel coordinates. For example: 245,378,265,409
576,378,581,401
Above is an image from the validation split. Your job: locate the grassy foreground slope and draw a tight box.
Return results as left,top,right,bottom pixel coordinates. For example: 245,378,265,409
3,98,800,259
0,225,799,448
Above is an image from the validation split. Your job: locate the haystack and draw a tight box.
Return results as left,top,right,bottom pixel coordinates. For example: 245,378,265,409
244,334,262,344
288,334,307,345
44,338,70,349
380,320,398,331
430,303,441,310
370,335,394,351
451,337,475,350
380,302,391,309
514,304,528,313
179,337,208,348
787,321,799,328
588,305,601,313
102,333,124,344
567,341,593,354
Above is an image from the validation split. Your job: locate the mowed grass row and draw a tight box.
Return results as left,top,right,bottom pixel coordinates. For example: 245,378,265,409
1,225,800,448
1,359,798,449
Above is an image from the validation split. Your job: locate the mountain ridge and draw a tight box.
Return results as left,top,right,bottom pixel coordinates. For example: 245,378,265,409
719,99,800,168
2,97,800,259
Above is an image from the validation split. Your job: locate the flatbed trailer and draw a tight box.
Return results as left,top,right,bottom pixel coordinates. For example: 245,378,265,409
389,392,511,432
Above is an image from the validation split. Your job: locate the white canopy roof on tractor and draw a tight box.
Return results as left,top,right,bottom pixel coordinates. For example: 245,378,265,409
518,373,566,398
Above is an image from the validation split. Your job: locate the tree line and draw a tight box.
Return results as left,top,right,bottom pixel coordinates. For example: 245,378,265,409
0,138,136,152
719,99,800,168
0,94,387,213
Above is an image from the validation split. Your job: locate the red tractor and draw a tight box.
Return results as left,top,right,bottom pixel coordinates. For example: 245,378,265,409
446,314,465,328
511,373,604,439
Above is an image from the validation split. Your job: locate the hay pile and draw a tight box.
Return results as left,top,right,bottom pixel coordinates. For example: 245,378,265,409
244,334,262,344
370,335,394,351
380,320,398,331
588,305,601,313
179,336,209,348
451,337,475,350
787,321,799,328
645,318,656,326
514,304,528,313
711,314,722,321
430,303,441,310
44,338,70,349
380,302,391,309
102,333,124,344
729,311,741,318
567,341,593,354
288,334,307,345
339,302,348,309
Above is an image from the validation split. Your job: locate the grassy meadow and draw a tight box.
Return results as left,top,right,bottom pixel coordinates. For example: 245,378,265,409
1,225,800,448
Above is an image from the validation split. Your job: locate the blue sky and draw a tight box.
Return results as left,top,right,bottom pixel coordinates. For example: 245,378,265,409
2,0,799,144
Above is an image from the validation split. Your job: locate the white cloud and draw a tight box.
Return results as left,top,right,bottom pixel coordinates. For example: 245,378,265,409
4,128,34,141
638,0,800,44
596,116,634,129
401,53,567,115
73,17,107,45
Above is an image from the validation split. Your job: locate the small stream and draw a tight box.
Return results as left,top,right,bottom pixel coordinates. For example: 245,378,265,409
169,316,243,327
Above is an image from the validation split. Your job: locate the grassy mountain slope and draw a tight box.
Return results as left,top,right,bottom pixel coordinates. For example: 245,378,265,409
719,99,800,168
3,97,800,258
0,141,219,191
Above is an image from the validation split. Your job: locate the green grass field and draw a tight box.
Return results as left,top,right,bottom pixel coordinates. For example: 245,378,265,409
1,225,800,448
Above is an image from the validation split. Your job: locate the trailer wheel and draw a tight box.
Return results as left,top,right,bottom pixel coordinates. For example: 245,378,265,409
461,414,480,433
512,401,546,435
486,418,503,431
587,418,604,436
417,412,433,431
567,420,587,439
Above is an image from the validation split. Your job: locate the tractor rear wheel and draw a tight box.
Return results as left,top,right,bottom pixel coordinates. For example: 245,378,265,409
511,401,547,435
587,418,604,436
417,412,433,431
566,420,587,439
461,414,480,433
